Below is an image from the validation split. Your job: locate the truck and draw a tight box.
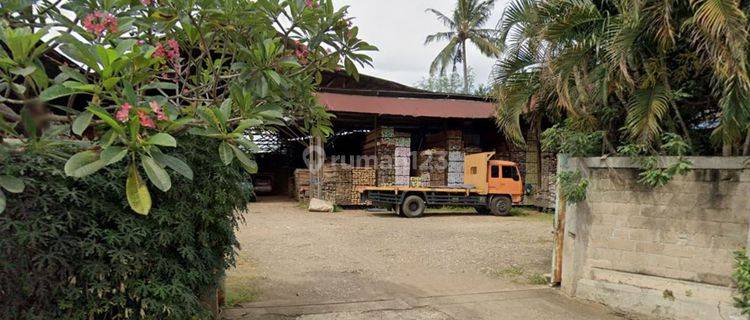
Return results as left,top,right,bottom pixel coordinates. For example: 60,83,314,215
358,152,524,218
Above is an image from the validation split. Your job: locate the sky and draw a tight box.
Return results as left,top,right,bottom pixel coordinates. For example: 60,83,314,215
332,0,511,88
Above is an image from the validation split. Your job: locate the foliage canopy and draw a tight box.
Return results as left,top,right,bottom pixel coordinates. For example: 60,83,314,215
0,0,376,214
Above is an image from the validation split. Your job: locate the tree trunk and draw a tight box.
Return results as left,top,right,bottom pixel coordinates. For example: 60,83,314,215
743,128,750,156
461,40,469,94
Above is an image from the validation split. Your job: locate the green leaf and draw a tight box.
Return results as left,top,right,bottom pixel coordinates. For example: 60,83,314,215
64,150,106,178
0,189,4,213
152,151,193,180
147,133,177,147
72,111,93,136
142,156,171,192
87,105,124,133
219,142,234,165
39,84,78,101
100,146,128,165
233,119,263,134
102,77,121,90
126,164,151,215
220,99,232,121
230,144,258,173
264,70,283,86
62,81,97,92
10,65,36,77
0,175,24,193
20,107,37,139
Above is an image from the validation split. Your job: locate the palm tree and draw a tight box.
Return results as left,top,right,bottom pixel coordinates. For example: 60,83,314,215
425,0,500,94
493,0,750,155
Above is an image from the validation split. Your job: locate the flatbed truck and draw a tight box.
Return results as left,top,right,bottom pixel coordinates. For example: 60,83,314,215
358,152,524,218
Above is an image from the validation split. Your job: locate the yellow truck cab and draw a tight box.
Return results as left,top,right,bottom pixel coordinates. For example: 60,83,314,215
359,152,523,218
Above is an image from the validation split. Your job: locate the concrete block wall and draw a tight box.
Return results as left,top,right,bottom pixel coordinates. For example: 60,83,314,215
559,156,750,320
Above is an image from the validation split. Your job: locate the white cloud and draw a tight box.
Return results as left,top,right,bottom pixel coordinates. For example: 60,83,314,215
332,0,510,88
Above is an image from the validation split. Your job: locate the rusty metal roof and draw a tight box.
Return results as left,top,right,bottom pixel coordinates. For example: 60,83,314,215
317,92,496,119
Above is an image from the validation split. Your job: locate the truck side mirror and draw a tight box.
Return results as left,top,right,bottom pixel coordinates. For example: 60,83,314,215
512,168,520,181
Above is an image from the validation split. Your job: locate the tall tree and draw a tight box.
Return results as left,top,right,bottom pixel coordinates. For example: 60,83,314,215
425,0,501,93
493,0,750,155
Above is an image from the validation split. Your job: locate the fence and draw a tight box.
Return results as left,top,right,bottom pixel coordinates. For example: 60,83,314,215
554,156,750,320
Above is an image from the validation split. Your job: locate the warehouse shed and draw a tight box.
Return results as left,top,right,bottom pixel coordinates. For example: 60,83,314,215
254,71,557,209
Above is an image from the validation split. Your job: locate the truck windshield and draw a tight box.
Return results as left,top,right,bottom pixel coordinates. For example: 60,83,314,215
502,166,519,181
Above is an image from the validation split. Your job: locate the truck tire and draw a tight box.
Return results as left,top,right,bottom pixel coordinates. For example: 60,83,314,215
475,206,491,215
401,195,425,218
489,196,512,216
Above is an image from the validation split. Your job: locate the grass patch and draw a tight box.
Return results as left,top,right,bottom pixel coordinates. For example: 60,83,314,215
492,265,525,278
224,284,260,307
489,266,549,286
223,274,262,307
527,273,548,285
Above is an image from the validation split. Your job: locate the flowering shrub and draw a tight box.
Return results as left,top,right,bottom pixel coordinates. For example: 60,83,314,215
1,137,248,319
0,0,375,214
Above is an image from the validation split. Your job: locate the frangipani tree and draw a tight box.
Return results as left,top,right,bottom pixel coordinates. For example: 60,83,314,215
0,0,376,214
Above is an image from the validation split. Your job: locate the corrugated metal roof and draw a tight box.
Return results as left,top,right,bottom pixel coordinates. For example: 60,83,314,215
317,92,496,119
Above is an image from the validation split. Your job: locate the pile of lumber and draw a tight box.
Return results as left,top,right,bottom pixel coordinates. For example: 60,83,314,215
417,149,447,187
294,165,376,206
364,127,411,186
293,169,311,201
423,130,465,187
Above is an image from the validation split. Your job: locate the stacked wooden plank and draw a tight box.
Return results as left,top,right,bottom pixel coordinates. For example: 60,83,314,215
416,148,447,186
364,127,411,186
394,136,411,186
293,169,311,201
424,130,465,187
445,130,465,187
351,167,376,205
296,164,376,206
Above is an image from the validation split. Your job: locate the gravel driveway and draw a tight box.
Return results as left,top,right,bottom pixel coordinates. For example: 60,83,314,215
223,197,625,320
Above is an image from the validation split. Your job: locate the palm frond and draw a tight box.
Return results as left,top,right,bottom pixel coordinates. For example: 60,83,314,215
426,8,456,28
468,32,501,57
429,37,461,75
425,32,457,45
625,85,672,143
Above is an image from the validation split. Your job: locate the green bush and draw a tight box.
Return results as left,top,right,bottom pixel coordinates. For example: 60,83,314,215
734,249,750,315
0,137,248,319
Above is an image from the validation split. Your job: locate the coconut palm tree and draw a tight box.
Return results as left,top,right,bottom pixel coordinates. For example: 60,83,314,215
493,0,750,155
425,0,501,94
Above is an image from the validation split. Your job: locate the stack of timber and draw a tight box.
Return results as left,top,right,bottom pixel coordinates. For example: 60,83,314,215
394,136,411,186
351,167,376,205
416,148,447,186
293,169,311,201
424,130,465,187
300,164,376,206
364,127,411,186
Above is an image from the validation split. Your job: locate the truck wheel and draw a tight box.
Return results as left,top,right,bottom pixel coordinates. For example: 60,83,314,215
475,207,491,215
490,196,512,216
401,195,425,218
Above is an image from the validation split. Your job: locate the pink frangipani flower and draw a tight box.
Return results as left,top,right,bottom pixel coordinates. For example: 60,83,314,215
116,103,132,122
149,101,168,121
137,110,155,128
82,11,118,37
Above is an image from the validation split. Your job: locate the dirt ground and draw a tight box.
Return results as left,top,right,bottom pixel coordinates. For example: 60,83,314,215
222,197,625,320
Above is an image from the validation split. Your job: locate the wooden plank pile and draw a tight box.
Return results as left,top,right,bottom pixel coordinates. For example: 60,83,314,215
417,148,447,186
422,130,465,187
293,165,376,206
363,127,411,186
293,169,311,201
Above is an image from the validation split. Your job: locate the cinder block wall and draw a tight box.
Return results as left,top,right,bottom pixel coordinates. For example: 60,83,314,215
559,157,750,320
